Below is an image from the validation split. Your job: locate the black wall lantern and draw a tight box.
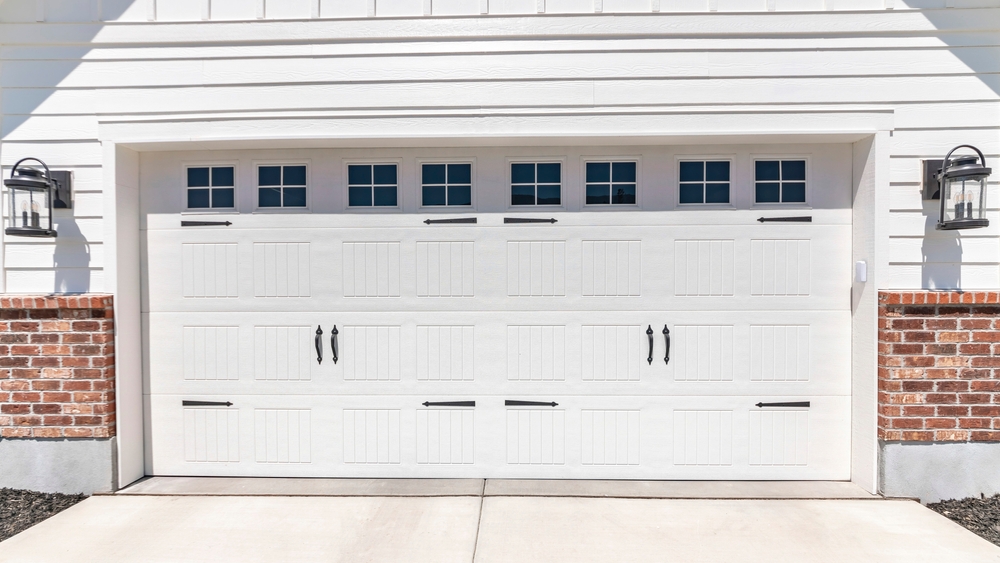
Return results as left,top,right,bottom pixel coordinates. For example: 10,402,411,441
925,145,992,231
4,158,58,238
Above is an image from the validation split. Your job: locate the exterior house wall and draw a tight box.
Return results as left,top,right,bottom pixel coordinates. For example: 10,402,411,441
0,0,998,495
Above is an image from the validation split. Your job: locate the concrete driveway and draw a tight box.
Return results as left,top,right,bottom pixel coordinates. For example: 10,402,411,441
1,479,998,563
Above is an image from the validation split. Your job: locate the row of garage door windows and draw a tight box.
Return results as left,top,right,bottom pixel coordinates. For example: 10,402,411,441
186,159,808,210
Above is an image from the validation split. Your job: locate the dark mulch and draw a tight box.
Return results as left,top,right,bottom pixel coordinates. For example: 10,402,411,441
928,494,1000,547
0,488,87,542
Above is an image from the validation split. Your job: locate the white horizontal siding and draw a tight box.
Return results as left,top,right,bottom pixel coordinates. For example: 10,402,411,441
1,6,999,292
3,48,997,89
5,76,1000,117
3,0,1000,22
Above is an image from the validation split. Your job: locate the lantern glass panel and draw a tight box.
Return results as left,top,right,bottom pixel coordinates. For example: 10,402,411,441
941,175,987,224
8,185,51,231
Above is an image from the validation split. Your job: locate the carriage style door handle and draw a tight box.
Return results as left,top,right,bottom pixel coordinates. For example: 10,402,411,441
331,325,339,365
314,325,323,364
423,401,476,407
182,400,234,407
505,400,559,407
424,217,477,225
646,325,654,365
755,401,811,408
663,325,671,365
504,217,557,224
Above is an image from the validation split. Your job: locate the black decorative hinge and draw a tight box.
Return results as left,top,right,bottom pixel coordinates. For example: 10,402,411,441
755,401,810,408
504,217,557,224
182,400,234,407
422,401,476,407
181,220,233,227
757,216,812,223
505,400,559,407
424,217,477,225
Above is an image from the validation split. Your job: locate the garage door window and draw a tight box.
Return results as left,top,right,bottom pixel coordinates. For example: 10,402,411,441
586,162,637,205
349,164,398,207
755,160,806,204
679,161,730,205
511,162,561,206
422,163,472,207
187,166,235,209
258,165,307,208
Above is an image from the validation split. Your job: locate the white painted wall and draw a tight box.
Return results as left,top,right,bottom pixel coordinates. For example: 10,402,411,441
1,3,998,292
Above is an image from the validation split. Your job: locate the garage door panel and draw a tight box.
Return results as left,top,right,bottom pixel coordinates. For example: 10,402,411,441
150,394,848,479
146,220,848,314
148,311,848,396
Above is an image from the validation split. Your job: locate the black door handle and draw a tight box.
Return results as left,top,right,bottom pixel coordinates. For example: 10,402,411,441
663,325,671,365
504,217,557,224
424,217,477,225
423,401,476,407
755,401,810,408
331,325,339,365
182,400,234,407
757,216,812,223
505,400,558,407
315,325,323,364
646,325,654,365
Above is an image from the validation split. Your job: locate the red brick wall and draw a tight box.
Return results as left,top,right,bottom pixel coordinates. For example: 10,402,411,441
0,295,116,439
879,291,1000,442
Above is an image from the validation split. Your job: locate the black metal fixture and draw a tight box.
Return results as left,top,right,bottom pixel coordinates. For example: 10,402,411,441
646,325,654,365
662,325,671,365
330,325,339,365
505,400,558,407
757,216,812,223
4,158,60,238
424,217,477,225
755,401,810,408
181,220,232,227
925,145,992,231
422,401,476,407
182,400,234,407
314,325,323,364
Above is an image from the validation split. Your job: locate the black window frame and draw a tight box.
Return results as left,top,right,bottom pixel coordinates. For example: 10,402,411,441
754,159,808,205
256,164,308,209
420,162,473,208
185,165,236,210
677,160,732,206
346,163,400,208
510,161,563,207
584,161,638,206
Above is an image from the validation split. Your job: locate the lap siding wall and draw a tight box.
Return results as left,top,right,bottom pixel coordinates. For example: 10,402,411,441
879,291,1000,443
0,295,116,439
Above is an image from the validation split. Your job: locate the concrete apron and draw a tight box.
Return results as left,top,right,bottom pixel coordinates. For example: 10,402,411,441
1,482,999,563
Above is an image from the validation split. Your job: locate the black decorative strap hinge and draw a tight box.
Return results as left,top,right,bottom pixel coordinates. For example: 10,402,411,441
182,400,234,407
424,217,477,225
181,220,232,227
504,217,557,224
422,401,476,407
755,401,810,408
757,216,812,223
505,400,559,407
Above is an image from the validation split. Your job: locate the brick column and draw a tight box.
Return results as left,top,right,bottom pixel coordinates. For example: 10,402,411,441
879,291,1000,442
0,295,116,439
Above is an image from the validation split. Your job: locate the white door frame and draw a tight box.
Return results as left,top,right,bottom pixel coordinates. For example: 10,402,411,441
100,110,892,490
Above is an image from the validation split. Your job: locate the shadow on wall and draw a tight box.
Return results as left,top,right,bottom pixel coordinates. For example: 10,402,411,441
921,203,962,291
51,216,91,293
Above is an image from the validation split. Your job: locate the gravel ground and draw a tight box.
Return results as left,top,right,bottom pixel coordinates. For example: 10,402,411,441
0,488,86,543
928,494,1000,547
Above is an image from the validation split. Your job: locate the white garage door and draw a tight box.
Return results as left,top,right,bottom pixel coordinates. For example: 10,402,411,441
146,208,852,480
